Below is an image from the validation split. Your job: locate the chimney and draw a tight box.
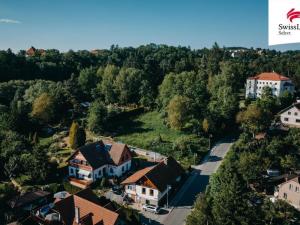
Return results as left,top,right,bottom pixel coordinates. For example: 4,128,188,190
75,207,80,224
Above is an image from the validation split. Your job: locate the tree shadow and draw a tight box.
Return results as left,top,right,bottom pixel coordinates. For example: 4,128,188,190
207,155,222,162
108,117,153,136
169,170,210,208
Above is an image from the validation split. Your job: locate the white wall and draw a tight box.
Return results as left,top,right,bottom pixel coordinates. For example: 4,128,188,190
280,106,300,127
246,79,294,99
68,166,93,180
107,160,131,177
125,184,171,204
92,165,107,181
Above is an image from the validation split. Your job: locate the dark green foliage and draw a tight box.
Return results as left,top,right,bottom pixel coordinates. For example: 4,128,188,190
188,130,300,225
186,194,211,225
87,100,108,133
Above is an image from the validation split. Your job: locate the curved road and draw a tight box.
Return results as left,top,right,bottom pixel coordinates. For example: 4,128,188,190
162,137,235,225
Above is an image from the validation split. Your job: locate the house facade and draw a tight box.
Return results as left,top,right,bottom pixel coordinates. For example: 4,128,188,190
68,141,132,188
275,176,300,210
279,102,300,128
245,72,294,99
121,157,184,206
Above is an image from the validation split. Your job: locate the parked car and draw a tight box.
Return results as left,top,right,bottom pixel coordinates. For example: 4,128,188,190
142,204,160,214
112,185,122,195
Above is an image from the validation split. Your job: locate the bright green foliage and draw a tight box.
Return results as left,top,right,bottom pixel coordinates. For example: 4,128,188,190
31,93,55,123
236,103,272,136
167,95,192,130
69,121,86,149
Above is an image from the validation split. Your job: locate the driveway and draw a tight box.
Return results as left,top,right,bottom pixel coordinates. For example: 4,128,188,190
106,137,235,225
162,137,235,225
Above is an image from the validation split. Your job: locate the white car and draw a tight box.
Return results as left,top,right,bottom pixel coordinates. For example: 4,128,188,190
142,204,160,214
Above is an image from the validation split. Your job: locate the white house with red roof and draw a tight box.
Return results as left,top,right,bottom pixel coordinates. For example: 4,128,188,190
67,140,132,188
245,72,294,98
121,157,184,206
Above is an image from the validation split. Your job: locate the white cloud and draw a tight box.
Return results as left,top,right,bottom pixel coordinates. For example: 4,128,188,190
0,19,21,24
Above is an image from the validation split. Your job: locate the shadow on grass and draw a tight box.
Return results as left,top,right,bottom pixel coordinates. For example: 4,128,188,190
108,117,153,136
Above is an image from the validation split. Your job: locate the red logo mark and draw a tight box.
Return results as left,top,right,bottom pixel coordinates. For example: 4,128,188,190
287,8,300,22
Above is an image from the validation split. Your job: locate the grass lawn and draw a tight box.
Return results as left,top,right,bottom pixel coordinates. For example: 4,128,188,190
111,111,208,167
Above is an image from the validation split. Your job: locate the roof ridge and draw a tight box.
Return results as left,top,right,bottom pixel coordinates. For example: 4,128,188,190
74,195,120,217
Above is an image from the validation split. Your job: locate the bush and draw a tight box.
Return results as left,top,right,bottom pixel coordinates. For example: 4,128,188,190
62,181,81,194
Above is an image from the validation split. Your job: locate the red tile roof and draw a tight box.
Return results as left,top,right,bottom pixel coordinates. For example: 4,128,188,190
122,156,185,192
109,143,131,165
248,72,290,81
68,141,132,169
54,188,119,225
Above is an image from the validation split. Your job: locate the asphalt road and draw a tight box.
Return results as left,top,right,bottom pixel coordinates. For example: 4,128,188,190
161,137,235,225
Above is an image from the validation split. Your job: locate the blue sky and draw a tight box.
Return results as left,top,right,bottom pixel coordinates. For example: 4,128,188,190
0,0,300,52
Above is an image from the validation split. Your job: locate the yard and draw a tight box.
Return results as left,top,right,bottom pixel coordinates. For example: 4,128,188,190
110,111,209,168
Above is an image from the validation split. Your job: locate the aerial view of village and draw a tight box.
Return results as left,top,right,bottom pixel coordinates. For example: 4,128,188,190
1,1,300,225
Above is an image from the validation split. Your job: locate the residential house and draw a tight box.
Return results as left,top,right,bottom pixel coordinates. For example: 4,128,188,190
121,156,185,206
279,101,300,128
33,188,122,225
68,140,132,188
26,46,45,57
275,176,300,210
245,72,294,98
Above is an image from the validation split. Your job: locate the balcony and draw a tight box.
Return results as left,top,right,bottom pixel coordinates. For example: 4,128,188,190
69,177,93,189
69,160,92,171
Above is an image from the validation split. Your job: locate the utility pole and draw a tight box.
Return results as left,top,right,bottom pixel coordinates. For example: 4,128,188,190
166,185,171,208
208,134,212,150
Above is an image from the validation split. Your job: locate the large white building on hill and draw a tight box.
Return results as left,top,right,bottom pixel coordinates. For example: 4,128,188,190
245,72,294,99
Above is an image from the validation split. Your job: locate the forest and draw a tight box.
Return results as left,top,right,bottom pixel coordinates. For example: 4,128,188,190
1,43,300,224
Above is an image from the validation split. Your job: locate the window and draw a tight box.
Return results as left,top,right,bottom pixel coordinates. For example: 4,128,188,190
150,189,154,196
289,184,293,190
284,193,288,199
98,170,102,176
284,118,289,122
288,112,291,115
142,188,146,194
296,119,300,123
295,112,298,116
110,168,114,173
296,186,299,192
122,166,125,172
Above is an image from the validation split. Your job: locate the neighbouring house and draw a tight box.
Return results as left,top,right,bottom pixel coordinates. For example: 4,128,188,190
275,176,300,210
245,72,294,99
67,140,132,188
26,46,45,57
121,156,185,207
278,101,300,128
8,190,51,212
33,188,122,225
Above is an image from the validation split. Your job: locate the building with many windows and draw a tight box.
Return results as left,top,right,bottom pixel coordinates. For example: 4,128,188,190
245,72,294,98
